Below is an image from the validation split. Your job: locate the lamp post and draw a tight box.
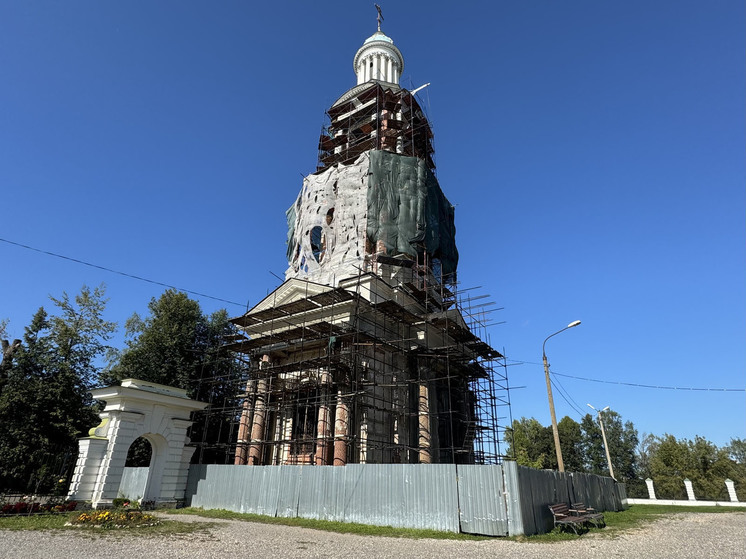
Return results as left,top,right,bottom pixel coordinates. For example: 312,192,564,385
587,404,615,480
542,320,581,473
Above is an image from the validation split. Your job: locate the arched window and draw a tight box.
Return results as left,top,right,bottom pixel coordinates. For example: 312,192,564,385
125,436,153,467
310,226,323,262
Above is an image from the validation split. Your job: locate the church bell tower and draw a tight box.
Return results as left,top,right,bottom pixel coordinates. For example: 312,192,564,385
229,11,506,468
285,15,457,288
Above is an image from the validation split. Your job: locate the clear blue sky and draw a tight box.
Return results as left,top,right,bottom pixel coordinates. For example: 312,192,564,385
1,1,743,448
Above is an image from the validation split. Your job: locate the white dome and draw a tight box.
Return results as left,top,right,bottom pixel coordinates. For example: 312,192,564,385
364,31,394,44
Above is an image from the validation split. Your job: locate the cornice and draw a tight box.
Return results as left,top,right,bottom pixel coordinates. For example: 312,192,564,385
353,40,404,74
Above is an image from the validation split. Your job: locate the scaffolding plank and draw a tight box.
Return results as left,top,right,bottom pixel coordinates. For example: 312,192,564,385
373,300,421,324
403,282,429,306
224,337,273,353
230,314,261,327
250,307,289,322
430,317,479,344
375,254,415,268
279,298,320,314
310,287,355,306
465,341,504,360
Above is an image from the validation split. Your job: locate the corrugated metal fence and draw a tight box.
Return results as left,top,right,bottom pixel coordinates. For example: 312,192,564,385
512,465,626,535
118,467,148,501
186,464,461,532
176,462,625,536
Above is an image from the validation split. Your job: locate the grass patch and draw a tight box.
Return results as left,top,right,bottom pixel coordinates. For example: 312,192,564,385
167,507,489,540
0,514,71,531
604,504,746,531
0,512,214,537
512,504,746,543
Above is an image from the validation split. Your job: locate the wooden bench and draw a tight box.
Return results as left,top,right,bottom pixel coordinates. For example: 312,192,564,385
571,502,605,528
548,503,590,534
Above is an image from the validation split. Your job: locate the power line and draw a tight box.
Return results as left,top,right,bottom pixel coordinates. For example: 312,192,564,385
549,374,586,418
0,237,246,308
507,359,745,393
552,371,746,393
4,236,742,396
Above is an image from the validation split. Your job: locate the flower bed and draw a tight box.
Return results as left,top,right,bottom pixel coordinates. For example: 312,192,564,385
68,509,160,529
0,497,77,516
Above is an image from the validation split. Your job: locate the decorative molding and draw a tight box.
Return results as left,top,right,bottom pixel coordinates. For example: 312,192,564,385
353,40,404,76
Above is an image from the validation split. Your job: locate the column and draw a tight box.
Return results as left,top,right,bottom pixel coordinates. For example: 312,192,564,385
234,379,256,465
684,478,696,501
387,57,392,82
247,377,269,465
373,55,379,81
418,383,432,464
359,410,368,463
725,479,738,502
67,438,109,503
314,371,333,465
333,390,350,466
280,412,293,464
90,412,141,506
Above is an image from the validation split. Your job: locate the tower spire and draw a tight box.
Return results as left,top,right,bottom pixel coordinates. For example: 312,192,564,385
353,8,403,85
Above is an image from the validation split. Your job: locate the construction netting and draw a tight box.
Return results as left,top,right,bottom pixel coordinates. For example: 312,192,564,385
367,150,458,276
285,150,458,284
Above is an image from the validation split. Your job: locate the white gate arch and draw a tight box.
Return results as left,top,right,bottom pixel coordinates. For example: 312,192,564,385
67,379,207,508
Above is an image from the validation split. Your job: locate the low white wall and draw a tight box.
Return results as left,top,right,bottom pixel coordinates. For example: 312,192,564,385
627,498,746,508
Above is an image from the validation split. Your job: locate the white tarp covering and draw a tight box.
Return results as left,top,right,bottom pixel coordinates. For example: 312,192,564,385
286,153,370,286
285,150,458,286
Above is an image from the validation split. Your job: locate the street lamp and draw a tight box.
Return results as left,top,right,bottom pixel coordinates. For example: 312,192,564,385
588,404,616,480
542,320,581,473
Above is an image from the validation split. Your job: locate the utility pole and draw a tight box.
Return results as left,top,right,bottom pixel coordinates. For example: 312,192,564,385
588,404,615,480
542,320,581,473
542,352,564,472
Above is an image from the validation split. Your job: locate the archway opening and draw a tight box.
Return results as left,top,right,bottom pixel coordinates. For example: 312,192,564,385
118,436,153,502
125,437,152,467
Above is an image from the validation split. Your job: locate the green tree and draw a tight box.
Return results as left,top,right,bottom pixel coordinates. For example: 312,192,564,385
649,434,696,499
580,413,605,474
607,413,639,483
1,318,22,392
0,286,116,492
558,416,584,472
635,432,657,478
506,411,639,480
102,290,204,389
505,417,554,469
581,410,638,483
648,434,746,501
630,432,658,497
726,437,746,464
103,289,239,465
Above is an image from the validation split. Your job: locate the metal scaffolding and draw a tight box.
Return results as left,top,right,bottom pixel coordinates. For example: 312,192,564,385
317,80,436,173
187,74,512,468
188,258,511,467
